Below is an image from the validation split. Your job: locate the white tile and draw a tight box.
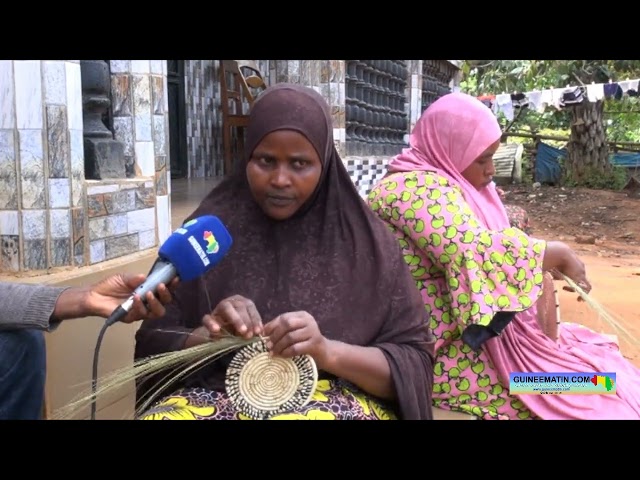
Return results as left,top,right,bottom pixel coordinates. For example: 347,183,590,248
0,61,15,129
153,115,166,155
138,228,157,250
90,239,105,264
110,60,130,73
149,60,163,74
113,116,134,156
19,129,45,209
107,214,127,236
22,209,46,239
49,209,70,238
14,61,43,129
87,184,119,195
131,61,150,74
65,62,83,130
69,129,84,208
133,75,152,141
135,141,154,177
127,207,155,233
0,210,19,235
43,61,66,105
156,195,170,244
48,178,71,208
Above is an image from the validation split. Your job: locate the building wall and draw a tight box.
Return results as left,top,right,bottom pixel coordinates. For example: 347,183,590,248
0,60,85,273
0,60,172,276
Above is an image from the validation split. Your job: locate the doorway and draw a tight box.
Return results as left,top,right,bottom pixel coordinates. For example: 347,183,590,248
167,60,188,179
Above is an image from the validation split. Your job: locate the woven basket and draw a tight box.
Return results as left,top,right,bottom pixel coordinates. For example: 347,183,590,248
225,339,318,419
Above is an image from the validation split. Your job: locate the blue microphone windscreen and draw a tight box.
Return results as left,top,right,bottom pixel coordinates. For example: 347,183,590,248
158,215,233,282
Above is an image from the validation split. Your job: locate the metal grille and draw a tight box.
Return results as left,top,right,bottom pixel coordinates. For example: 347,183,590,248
421,60,458,112
345,60,408,156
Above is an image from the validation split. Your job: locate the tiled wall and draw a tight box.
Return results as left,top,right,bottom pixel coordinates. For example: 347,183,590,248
85,180,157,264
108,60,172,250
0,60,172,276
270,60,346,157
0,60,84,273
179,60,344,179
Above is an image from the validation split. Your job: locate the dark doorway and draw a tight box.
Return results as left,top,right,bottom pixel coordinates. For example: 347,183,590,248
167,60,188,179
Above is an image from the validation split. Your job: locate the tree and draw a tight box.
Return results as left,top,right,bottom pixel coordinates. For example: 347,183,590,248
459,60,640,185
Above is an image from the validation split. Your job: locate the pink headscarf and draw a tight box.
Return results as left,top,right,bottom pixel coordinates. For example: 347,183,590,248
388,92,510,230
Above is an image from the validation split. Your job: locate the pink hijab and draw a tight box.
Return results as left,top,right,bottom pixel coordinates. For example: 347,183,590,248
388,92,510,230
389,94,640,419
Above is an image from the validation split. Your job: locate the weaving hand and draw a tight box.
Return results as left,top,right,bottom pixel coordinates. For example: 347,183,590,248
263,311,329,363
203,294,263,339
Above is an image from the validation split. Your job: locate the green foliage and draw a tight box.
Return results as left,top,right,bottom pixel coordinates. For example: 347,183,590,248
459,60,640,142
561,164,629,190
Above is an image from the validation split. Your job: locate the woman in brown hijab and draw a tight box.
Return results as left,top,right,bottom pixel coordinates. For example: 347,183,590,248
134,83,435,420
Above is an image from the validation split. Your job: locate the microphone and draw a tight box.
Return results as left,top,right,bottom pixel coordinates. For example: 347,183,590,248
105,215,233,327
91,215,233,420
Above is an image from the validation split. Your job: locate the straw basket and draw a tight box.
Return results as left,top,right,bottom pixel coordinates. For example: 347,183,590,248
225,339,318,419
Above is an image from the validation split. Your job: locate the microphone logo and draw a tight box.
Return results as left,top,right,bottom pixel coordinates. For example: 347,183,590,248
203,231,220,254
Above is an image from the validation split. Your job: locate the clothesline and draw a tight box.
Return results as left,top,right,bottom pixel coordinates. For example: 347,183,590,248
455,78,640,121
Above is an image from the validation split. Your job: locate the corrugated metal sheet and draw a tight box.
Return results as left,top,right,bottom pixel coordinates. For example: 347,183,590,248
493,143,523,183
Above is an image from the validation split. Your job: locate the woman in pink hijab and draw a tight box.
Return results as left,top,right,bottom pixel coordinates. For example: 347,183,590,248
367,92,640,419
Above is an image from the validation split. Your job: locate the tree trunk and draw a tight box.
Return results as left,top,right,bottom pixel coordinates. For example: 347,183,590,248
566,100,610,182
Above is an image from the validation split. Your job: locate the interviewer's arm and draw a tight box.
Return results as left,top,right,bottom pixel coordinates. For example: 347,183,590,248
0,281,71,331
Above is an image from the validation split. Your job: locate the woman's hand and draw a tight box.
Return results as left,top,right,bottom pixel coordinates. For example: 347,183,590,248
544,241,592,294
202,294,263,339
263,311,330,366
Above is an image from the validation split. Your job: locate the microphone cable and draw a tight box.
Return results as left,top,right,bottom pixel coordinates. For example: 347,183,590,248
90,305,127,420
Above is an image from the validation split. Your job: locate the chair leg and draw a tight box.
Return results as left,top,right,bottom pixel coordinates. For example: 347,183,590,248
223,125,231,175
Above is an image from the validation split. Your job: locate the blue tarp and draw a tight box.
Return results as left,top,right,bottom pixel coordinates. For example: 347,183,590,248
535,141,640,183
611,151,640,168
535,142,566,183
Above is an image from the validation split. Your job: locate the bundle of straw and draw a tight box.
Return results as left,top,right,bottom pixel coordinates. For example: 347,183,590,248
53,333,258,420
561,274,640,349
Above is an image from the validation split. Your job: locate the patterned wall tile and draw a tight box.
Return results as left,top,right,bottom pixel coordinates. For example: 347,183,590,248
111,74,132,117
0,234,20,272
46,105,70,178
19,129,46,209
0,130,18,209
49,178,70,208
23,239,46,270
133,75,152,142
14,61,43,129
65,62,82,130
0,61,15,129
71,206,85,265
0,209,20,271
43,61,67,105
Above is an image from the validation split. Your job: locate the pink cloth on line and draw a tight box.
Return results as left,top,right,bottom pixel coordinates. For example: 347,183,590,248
386,92,640,419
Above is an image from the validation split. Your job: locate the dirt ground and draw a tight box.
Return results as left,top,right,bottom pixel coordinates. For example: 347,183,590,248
503,183,640,367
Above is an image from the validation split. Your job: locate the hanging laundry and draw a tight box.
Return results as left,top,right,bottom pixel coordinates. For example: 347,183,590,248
551,88,566,109
495,93,514,121
526,90,544,113
559,86,586,107
617,79,639,97
510,92,529,109
586,83,605,101
604,82,623,100
477,94,495,109
540,89,554,112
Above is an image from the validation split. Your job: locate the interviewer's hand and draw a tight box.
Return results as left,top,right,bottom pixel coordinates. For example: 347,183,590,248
86,273,178,323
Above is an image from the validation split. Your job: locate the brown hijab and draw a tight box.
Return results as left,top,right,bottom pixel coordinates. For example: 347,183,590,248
135,83,435,419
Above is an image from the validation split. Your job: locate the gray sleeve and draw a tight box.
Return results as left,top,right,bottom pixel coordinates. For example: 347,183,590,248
0,281,71,331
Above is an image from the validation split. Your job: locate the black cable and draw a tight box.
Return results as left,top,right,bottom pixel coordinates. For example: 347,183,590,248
90,306,126,420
